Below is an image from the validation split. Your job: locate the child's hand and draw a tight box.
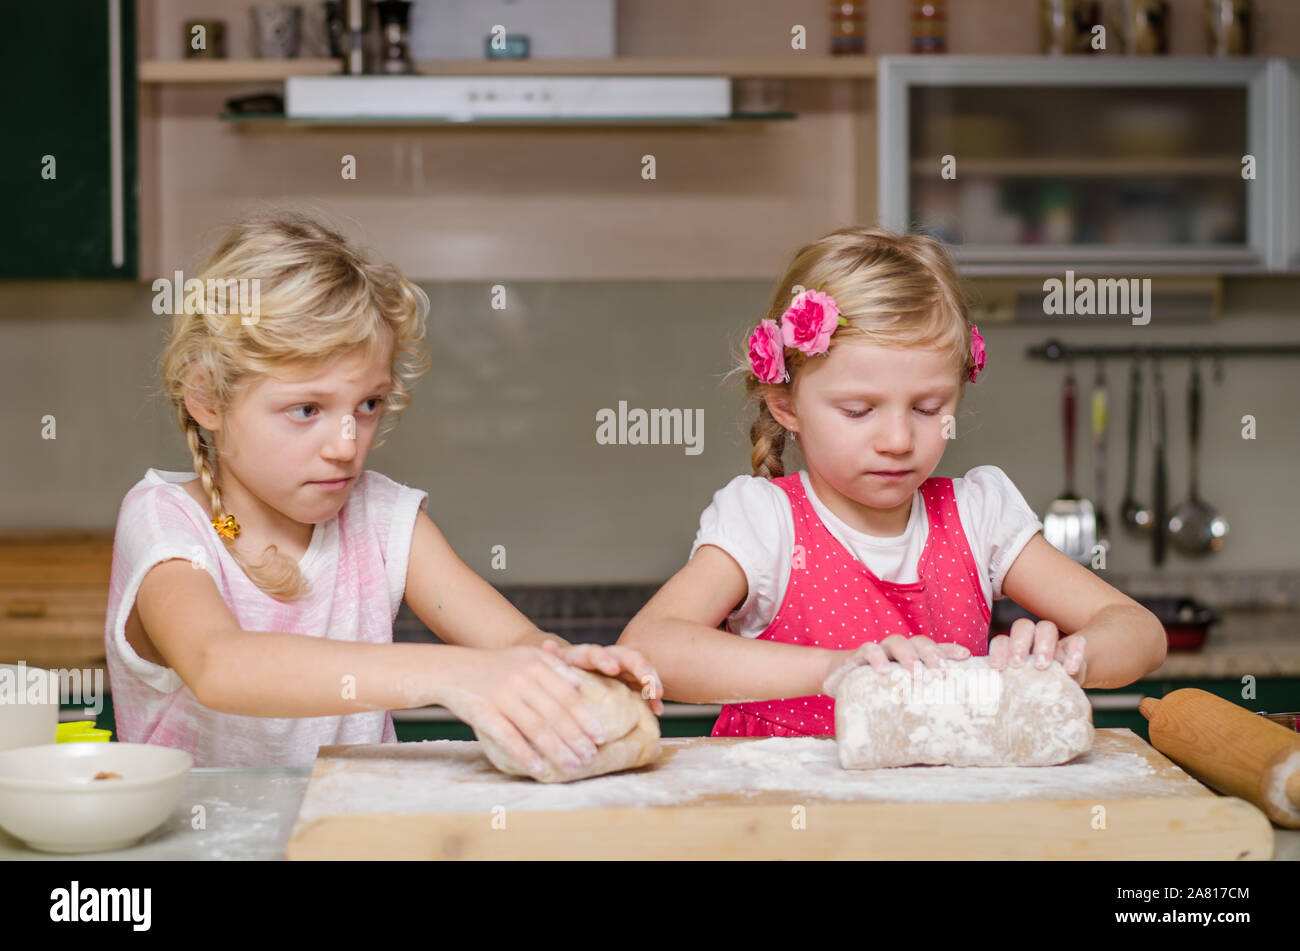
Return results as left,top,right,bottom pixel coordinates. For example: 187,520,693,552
539,640,665,715
437,645,614,778
822,634,971,696
988,618,1087,685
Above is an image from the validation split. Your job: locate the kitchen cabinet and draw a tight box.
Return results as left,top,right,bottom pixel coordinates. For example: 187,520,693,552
878,56,1298,275
1272,59,1300,271
1,0,138,279
387,680,1300,742
71,675,1300,745
60,683,1300,752
1088,679,1300,740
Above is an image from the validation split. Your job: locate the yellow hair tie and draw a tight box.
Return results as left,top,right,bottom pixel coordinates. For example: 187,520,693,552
212,514,241,540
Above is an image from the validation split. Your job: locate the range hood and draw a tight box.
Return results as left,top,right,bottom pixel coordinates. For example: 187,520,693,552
284,76,733,121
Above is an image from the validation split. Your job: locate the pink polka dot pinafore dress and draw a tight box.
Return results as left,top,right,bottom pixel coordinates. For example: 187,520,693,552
710,473,992,737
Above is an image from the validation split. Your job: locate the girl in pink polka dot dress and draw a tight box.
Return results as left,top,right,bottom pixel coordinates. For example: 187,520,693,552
619,227,1167,738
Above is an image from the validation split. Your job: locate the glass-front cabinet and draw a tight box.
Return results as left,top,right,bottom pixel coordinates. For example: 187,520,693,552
1276,59,1300,272
878,56,1298,275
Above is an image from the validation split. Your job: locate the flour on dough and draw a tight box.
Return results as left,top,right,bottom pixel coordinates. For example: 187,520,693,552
830,656,1093,768
475,668,661,783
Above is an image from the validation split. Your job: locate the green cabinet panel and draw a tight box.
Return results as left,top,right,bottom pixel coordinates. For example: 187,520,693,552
75,679,1300,744
1,0,137,278
392,681,1300,742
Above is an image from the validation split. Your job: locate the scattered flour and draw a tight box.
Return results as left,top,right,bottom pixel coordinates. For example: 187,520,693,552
293,731,1203,823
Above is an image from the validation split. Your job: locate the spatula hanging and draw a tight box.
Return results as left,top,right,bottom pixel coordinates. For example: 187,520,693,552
1043,361,1097,563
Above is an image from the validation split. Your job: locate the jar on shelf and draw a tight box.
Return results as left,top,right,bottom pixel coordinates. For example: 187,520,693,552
1204,0,1251,56
1040,0,1104,54
1122,0,1171,55
828,1,866,56
911,1,947,54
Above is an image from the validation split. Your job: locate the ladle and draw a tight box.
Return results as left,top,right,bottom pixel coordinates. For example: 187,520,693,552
1169,360,1229,555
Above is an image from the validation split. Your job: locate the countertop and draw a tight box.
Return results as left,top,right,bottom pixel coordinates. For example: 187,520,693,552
21,601,1295,859
3,757,1298,861
1143,609,1300,678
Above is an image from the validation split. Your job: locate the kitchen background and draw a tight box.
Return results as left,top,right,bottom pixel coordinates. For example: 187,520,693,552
4,0,1300,739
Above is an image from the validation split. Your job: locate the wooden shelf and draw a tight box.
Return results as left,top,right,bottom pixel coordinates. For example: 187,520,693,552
134,51,878,281
908,156,1245,177
139,56,878,84
140,58,340,82
217,112,797,128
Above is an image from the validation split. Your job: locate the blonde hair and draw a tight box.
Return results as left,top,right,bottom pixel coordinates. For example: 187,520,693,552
160,209,431,600
738,227,974,479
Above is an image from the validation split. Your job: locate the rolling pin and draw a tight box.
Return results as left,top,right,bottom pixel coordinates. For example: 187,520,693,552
1140,689,1300,828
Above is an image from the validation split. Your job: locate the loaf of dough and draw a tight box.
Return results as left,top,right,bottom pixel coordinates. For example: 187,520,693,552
475,668,661,783
829,656,1093,768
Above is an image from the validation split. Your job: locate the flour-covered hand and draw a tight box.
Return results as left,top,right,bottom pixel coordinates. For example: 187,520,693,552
539,640,665,715
989,619,1086,685
822,634,970,697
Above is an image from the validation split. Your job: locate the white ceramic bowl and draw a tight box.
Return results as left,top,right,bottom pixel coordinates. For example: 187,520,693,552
0,664,59,752
0,742,192,852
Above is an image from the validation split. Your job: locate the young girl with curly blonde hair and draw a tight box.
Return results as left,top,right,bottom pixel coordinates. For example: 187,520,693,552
106,209,660,766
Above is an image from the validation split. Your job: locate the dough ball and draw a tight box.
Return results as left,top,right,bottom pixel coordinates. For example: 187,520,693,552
475,668,661,783
830,655,1093,768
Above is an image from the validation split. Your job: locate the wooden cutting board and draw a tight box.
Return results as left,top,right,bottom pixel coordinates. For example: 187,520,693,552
285,729,1274,860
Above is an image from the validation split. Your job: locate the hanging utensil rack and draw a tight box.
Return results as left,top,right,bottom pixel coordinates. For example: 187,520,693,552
1024,338,1300,567
1027,339,1300,377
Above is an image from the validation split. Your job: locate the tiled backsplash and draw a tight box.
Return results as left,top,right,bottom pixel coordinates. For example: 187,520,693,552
2,279,1299,583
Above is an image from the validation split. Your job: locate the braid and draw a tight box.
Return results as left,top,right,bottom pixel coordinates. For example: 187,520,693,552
748,390,788,480
179,404,310,601
181,406,225,524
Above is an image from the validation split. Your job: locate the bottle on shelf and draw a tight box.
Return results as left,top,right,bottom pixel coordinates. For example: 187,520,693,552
828,1,867,56
911,1,947,54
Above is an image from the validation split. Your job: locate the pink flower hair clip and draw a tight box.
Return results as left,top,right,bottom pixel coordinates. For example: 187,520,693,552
746,290,990,385
968,324,987,382
747,286,846,384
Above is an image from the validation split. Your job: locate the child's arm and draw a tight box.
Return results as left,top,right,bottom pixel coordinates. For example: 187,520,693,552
135,558,607,774
136,559,476,717
617,544,843,704
999,533,1167,688
402,511,661,707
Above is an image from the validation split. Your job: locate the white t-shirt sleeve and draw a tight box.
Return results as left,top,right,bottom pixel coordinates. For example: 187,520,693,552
953,465,1044,601
689,475,793,637
108,487,225,694
357,470,430,619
